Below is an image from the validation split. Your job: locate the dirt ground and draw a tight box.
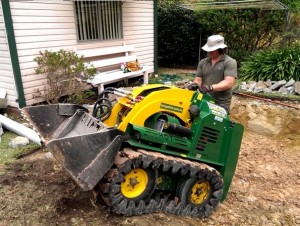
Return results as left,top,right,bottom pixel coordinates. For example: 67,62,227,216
0,96,300,226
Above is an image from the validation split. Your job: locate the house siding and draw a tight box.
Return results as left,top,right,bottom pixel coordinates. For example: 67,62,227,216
123,0,154,66
0,2,18,108
9,1,77,106
8,0,154,106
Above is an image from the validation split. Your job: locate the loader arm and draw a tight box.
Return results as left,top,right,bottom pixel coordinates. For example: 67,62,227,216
107,86,196,131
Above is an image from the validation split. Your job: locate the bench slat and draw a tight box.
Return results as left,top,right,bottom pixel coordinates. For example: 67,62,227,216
88,68,144,84
77,45,134,58
90,55,137,68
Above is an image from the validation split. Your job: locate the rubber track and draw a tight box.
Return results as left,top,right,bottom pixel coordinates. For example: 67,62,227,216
97,148,224,218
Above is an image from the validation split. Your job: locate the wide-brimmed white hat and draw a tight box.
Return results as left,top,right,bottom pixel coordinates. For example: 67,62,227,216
202,35,227,52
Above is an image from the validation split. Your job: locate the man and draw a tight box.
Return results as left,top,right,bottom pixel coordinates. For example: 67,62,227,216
192,34,237,113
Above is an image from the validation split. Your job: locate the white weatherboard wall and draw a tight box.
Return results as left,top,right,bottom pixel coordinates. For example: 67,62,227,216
10,1,77,106
8,0,154,107
0,2,18,108
123,0,154,67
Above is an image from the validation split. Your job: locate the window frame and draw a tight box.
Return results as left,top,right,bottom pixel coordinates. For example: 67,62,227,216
74,0,123,42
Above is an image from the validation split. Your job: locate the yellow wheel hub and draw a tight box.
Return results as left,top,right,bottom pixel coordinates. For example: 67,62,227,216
121,168,149,198
190,180,211,205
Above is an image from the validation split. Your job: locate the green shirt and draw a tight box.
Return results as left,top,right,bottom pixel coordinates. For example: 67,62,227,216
196,54,237,113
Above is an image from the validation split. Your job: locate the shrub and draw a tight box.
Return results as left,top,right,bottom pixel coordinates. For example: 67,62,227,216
239,44,300,81
34,49,96,104
195,8,287,64
158,1,200,67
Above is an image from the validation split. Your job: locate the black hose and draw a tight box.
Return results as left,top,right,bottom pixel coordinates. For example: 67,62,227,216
92,88,114,116
93,102,112,121
97,90,113,100
92,97,112,120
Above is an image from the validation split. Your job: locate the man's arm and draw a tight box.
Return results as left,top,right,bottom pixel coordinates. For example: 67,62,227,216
194,76,235,91
211,76,235,91
193,77,202,85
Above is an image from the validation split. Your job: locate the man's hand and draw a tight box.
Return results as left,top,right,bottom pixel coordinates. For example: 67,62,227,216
187,82,199,91
199,84,213,93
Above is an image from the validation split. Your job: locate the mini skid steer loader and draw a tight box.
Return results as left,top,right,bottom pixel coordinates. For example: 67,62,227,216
22,84,244,218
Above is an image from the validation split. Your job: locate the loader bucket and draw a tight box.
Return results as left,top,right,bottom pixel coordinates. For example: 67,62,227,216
22,104,125,190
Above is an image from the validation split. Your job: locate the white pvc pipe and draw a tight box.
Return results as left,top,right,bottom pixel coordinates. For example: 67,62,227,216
0,114,41,145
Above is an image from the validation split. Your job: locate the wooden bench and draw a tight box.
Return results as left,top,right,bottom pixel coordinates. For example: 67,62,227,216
76,45,153,94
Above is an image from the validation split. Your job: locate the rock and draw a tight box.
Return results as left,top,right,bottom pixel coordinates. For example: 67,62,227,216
263,88,272,93
284,78,295,87
239,82,247,90
8,136,30,148
264,79,272,87
255,81,267,89
269,80,286,90
278,87,288,95
286,86,294,93
247,81,257,92
295,81,300,95
254,81,267,93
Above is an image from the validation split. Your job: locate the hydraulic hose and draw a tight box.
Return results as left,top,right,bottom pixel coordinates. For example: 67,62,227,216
93,97,112,121
93,87,116,120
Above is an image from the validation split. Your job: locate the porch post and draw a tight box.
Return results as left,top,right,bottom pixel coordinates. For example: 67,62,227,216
154,0,158,74
2,0,26,108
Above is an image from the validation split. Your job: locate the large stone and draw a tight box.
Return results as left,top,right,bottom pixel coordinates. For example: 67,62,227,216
295,81,300,95
248,119,281,135
284,78,295,87
231,96,300,138
269,80,286,90
278,87,288,95
254,81,267,93
9,136,30,148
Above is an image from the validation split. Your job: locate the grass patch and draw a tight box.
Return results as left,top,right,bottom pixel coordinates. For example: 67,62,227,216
149,73,195,84
0,132,40,166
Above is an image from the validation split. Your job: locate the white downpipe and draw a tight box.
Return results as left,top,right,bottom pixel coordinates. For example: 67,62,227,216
0,114,41,145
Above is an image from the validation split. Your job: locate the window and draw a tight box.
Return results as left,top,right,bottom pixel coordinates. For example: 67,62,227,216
74,1,123,41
